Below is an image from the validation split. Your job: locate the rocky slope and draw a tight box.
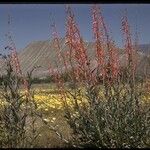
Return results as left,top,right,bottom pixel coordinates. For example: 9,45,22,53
0,39,149,78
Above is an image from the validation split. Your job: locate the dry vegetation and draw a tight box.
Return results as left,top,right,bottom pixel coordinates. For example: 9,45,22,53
0,4,149,148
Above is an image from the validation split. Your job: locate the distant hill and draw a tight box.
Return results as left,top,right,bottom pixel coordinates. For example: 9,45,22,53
138,44,150,55
18,38,96,78
18,40,150,78
0,39,150,78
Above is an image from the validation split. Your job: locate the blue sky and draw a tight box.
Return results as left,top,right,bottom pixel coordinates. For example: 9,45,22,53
0,4,150,54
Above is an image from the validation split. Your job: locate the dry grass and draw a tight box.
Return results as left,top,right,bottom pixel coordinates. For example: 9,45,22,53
31,109,71,148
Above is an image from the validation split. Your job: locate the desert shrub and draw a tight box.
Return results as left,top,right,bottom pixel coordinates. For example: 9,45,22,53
50,5,150,148
0,55,43,148
62,77,150,148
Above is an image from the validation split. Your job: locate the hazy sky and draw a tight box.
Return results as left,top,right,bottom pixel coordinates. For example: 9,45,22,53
0,4,150,54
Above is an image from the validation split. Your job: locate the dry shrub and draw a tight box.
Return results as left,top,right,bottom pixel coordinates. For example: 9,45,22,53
51,5,150,148
0,55,42,148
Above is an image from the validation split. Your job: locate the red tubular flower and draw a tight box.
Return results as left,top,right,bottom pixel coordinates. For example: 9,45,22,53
65,5,90,82
92,4,120,84
91,4,106,82
121,13,136,80
51,20,68,75
6,31,29,96
108,41,120,81
49,18,67,94
133,28,139,75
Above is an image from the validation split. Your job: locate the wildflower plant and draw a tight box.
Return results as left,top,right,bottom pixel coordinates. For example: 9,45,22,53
49,5,150,148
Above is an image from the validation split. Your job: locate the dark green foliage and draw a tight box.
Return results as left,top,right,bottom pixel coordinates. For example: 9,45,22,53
31,76,53,84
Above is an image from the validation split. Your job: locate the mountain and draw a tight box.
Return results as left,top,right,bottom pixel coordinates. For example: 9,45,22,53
0,39,150,78
138,44,150,55
18,38,96,78
17,40,150,78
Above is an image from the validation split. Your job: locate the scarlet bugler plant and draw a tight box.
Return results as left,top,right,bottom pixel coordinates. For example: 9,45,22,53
0,16,43,148
50,5,150,148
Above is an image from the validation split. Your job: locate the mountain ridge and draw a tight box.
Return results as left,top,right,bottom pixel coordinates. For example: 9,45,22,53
1,39,150,78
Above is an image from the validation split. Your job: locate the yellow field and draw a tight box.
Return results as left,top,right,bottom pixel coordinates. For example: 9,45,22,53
0,84,149,111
